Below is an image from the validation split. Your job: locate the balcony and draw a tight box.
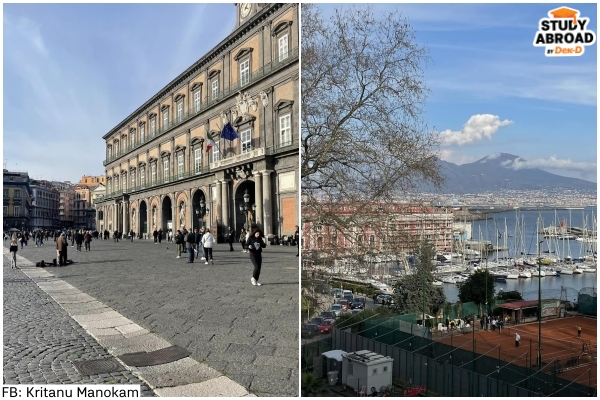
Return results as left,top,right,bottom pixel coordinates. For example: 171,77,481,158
210,147,265,169
103,47,298,166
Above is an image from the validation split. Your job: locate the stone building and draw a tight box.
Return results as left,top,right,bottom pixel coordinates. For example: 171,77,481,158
74,176,105,229
95,3,299,241
30,180,60,230
3,170,32,231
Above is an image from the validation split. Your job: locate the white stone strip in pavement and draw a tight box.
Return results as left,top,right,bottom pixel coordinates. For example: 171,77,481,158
5,249,256,397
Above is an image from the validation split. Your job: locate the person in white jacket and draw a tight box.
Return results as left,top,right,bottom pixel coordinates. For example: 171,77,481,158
201,229,215,265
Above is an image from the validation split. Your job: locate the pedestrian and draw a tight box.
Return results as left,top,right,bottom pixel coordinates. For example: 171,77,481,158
168,229,173,243
19,234,25,249
492,318,497,331
196,228,204,259
158,229,163,244
70,230,75,247
130,229,134,242
175,230,183,258
480,317,484,330
294,225,300,257
56,232,68,266
446,318,450,331
114,230,119,243
9,237,18,269
577,325,582,338
75,230,83,251
515,332,520,347
153,229,158,244
84,230,92,251
239,228,247,252
186,228,196,263
247,228,266,286
227,226,234,251
202,229,215,265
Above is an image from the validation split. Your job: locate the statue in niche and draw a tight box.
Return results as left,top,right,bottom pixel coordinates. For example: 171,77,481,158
179,202,185,228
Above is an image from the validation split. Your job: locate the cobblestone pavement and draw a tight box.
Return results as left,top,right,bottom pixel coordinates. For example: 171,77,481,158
2,255,155,395
4,238,299,396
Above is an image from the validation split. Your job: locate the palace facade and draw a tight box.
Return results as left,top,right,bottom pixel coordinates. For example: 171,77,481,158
95,3,299,241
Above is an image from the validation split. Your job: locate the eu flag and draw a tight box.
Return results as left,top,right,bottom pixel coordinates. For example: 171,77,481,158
221,122,239,141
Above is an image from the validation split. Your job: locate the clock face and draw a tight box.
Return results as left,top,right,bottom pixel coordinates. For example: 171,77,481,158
240,3,252,18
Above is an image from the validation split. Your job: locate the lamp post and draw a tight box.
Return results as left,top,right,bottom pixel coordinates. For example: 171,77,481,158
538,240,543,370
238,188,256,230
198,199,209,228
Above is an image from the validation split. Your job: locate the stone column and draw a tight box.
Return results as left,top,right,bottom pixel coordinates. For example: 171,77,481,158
172,197,178,232
215,181,222,236
221,179,230,231
147,201,152,237
254,171,263,228
123,201,129,233
261,170,272,238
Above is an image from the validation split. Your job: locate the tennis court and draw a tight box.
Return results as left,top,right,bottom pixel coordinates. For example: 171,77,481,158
434,316,596,390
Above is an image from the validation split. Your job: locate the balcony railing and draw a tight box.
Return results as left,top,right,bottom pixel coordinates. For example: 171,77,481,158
210,147,265,169
103,47,298,166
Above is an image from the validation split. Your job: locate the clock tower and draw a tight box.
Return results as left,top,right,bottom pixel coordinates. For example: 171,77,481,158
235,3,266,28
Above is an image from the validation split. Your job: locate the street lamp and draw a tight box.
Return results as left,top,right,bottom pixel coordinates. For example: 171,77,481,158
198,199,209,228
238,188,256,230
537,240,543,370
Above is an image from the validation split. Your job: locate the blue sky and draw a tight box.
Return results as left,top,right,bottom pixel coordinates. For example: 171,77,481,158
4,4,237,183
320,3,597,183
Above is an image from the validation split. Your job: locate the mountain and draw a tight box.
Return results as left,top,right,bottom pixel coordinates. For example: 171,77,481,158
422,153,596,193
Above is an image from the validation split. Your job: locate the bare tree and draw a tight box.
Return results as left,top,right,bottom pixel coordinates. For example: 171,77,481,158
302,4,443,262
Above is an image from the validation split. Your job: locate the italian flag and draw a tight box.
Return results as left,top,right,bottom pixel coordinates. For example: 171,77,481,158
206,132,216,153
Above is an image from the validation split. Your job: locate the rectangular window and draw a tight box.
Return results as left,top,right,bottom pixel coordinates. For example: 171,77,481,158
177,154,184,177
177,101,183,122
3,189,8,198
163,159,169,182
140,167,146,187
151,164,156,184
114,176,119,192
14,189,21,198
150,119,156,136
194,148,202,173
240,59,250,86
278,34,289,61
131,172,135,188
163,110,169,129
122,175,126,191
14,206,20,217
279,114,291,145
194,90,201,112
240,129,252,154
108,147,112,158
211,79,218,100
131,132,135,147
212,143,220,163
3,206,8,215
140,125,145,142
115,141,119,154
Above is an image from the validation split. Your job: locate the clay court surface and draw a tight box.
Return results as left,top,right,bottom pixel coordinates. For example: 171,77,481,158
435,316,596,388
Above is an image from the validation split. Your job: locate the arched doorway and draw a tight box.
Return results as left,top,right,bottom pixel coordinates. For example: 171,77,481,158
192,189,207,230
162,196,172,235
139,201,147,236
235,181,255,233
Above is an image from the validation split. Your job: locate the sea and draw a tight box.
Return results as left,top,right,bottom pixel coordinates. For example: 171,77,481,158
443,206,598,303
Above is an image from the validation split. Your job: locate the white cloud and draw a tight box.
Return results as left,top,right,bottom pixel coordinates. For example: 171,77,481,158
439,114,513,146
504,155,596,172
5,14,48,56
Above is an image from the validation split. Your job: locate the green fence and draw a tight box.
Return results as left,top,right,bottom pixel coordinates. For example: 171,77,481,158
301,337,332,372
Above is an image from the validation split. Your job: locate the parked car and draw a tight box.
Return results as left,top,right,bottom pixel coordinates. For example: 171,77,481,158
351,298,365,310
338,299,350,311
301,324,319,339
319,319,335,334
332,288,343,298
330,304,343,317
320,311,336,320
309,317,325,326
343,294,354,303
376,294,395,305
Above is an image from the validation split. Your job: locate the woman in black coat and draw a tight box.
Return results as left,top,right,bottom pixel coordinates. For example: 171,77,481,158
246,228,266,286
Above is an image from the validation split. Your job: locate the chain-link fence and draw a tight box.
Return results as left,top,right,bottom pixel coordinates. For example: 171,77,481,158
578,287,597,316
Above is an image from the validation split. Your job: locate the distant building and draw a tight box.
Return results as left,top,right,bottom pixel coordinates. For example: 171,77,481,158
3,170,32,231
302,202,453,258
74,175,105,229
58,186,75,229
30,180,60,230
